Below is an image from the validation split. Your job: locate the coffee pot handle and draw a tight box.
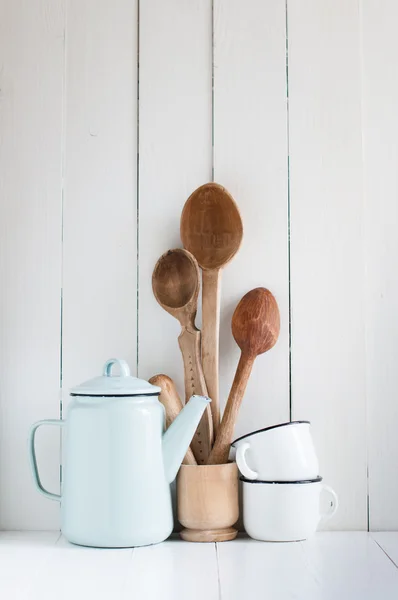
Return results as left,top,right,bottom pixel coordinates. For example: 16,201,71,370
320,484,339,522
29,420,64,501
236,442,258,480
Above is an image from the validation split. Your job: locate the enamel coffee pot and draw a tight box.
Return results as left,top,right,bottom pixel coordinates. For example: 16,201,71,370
29,358,210,548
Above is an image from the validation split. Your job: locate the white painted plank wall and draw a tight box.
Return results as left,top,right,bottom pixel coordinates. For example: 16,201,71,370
288,0,367,529
138,0,212,393
0,0,65,529
62,0,138,393
213,0,290,436
361,0,398,530
0,0,398,531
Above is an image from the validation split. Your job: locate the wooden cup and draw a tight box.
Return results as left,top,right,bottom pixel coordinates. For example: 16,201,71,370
177,462,239,542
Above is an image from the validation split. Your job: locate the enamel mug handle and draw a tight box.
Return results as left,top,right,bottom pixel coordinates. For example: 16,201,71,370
29,420,64,502
236,442,258,480
320,484,339,522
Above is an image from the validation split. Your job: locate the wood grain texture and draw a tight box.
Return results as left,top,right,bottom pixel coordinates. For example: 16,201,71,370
62,0,137,392
201,269,222,433
0,0,65,529
207,355,255,465
152,249,213,463
180,527,237,543
208,288,280,465
213,0,290,440
288,0,367,529
138,0,212,399
177,463,239,542
152,249,201,330
178,329,213,464
180,183,243,271
180,184,244,428
148,374,197,465
231,288,280,357
178,329,207,402
361,0,398,530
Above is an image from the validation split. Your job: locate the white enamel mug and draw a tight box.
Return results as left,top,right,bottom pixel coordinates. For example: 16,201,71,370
232,421,319,481
241,476,338,542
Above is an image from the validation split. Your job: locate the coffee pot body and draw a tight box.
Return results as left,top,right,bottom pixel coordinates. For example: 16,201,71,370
29,358,210,547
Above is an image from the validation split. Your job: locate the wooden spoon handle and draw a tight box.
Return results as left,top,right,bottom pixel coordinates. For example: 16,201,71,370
207,353,255,465
178,328,214,464
149,374,197,465
201,268,221,435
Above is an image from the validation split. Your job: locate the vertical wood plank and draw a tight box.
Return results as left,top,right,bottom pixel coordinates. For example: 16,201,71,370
288,0,367,528
213,0,290,437
361,0,398,530
138,0,212,392
63,0,138,393
0,0,64,528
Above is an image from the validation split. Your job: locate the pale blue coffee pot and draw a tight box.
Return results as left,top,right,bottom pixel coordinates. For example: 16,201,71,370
29,358,210,548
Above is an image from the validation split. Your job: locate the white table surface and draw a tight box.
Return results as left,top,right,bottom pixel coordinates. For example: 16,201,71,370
0,531,397,599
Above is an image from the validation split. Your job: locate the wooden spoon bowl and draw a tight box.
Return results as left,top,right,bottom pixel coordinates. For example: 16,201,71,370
181,183,243,434
180,183,243,271
207,287,280,465
152,248,213,463
232,287,280,357
152,249,200,328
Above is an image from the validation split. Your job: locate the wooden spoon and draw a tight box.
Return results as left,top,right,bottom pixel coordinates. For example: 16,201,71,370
207,288,280,465
149,374,197,465
180,183,243,435
152,248,213,464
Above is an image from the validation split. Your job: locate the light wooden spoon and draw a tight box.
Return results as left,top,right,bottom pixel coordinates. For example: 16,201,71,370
149,374,197,465
180,183,243,435
207,287,280,465
152,248,213,464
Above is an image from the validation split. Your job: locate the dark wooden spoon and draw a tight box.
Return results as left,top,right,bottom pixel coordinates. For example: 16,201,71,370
207,288,280,465
152,248,213,463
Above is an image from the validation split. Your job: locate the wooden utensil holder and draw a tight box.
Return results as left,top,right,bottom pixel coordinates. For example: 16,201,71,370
177,462,239,542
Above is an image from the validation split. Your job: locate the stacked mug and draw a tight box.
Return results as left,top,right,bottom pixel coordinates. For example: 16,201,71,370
232,421,338,542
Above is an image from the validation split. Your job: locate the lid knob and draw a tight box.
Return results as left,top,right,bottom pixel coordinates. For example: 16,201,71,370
103,358,131,378
70,358,160,396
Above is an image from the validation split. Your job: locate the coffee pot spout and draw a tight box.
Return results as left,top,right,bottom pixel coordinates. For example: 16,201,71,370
162,394,211,482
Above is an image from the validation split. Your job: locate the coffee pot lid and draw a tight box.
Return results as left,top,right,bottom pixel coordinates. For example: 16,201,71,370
70,358,161,397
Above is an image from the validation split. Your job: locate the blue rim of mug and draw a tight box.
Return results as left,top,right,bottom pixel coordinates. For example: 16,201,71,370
231,421,311,446
239,475,322,484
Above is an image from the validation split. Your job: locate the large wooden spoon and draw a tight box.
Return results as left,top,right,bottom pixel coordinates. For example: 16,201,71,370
149,374,197,465
180,183,243,435
152,248,213,464
207,288,280,465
